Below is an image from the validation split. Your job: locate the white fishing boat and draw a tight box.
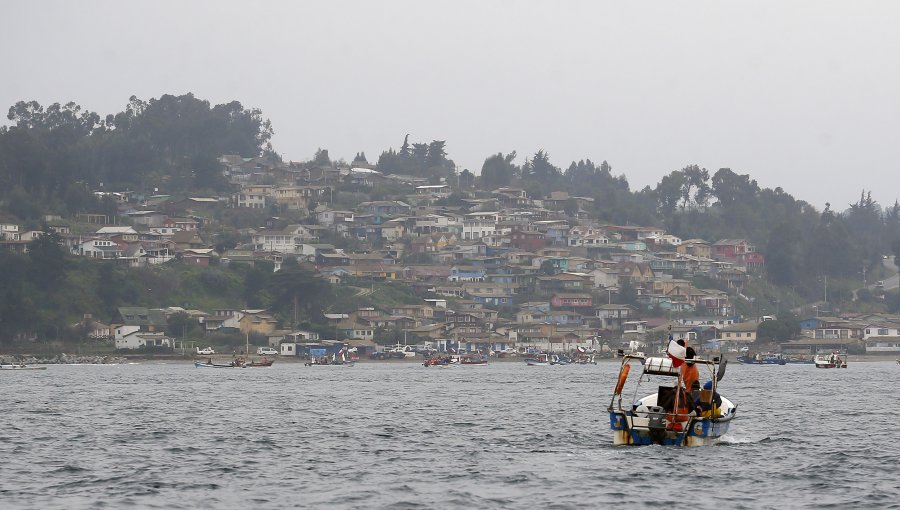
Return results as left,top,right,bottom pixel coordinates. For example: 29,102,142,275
814,351,847,369
608,351,736,446
0,364,47,371
523,353,558,366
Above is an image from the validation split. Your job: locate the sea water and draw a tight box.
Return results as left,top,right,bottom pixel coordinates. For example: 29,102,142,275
2,361,898,509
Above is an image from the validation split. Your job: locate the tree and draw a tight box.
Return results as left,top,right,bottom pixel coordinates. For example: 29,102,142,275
314,148,331,166
268,264,329,327
756,315,800,342
167,311,197,340
480,152,518,188
539,259,556,275
28,230,67,288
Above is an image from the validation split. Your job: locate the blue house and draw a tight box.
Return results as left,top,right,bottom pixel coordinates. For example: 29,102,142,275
449,266,486,282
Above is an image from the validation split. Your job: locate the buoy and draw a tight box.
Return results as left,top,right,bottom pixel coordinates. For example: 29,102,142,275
614,364,631,395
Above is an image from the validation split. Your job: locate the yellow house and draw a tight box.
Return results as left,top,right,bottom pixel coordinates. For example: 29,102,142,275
239,311,279,335
718,322,758,343
677,239,712,259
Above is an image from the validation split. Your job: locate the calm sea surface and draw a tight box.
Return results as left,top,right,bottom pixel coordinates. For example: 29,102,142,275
2,360,899,509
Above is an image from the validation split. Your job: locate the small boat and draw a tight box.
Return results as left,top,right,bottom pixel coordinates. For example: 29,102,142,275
783,356,815,365
736,352,786,365
572,354,597,365
194,360,245,368
246,358,274,368
814,351,847,369
305,348,354,366
460,354,488,365
608,350,736,446
524,353,557,366
423,356,457,367
0,364,47,370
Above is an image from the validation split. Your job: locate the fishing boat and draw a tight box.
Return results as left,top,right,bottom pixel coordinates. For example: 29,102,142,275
0,364,47,370
814,351,847,369
460,354,488,365
305,347,354,366
246,358,274,368
423,356,456,367
608,351,736,446
572,354,597,365
523,353,557,366
736,352,786,365
194,359,245,368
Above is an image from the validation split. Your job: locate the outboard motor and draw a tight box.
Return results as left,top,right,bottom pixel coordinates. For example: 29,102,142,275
647,405,667,444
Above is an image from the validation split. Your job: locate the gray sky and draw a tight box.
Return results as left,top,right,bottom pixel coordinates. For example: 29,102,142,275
3,0,900,210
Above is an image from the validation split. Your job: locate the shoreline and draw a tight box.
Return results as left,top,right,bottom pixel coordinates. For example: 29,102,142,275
4,352,896,365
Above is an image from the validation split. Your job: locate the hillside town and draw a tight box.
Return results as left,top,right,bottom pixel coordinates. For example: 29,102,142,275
3,154,899,359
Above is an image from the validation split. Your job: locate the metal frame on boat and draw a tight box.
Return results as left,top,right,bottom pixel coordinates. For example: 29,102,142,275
608,354,737,446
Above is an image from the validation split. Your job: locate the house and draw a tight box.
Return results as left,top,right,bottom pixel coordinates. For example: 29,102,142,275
713,239,765,268
449,266,486,282
115,331,172,350
536,273,590,292
717,322,758,345
163,217,200,232
112,307,168,344
677,239,712,259
461,212,499,240
95,226,139,241
75,238,125,260
551,293,593,309
233,185,273,209
594,304,636,330
509,230,546,251
239,311,280,335
864,335,900,353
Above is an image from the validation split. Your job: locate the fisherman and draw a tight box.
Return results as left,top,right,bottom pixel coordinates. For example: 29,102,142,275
681,346,700,396
694,380,723,418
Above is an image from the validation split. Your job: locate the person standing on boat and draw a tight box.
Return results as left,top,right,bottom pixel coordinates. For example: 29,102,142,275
681,347,700,397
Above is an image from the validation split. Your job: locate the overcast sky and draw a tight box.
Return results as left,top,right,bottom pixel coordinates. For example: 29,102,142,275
3,1,899,210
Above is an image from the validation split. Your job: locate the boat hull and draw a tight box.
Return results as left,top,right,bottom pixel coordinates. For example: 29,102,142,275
609,394,736,447
609,409,734,446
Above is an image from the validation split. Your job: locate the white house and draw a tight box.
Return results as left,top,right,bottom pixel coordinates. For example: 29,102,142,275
863,323,900,352
462,212,499,240
115,331,172,350
0,223,20,240
75,238,124,259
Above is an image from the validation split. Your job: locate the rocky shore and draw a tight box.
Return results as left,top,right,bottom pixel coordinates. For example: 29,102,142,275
0,353,129,365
